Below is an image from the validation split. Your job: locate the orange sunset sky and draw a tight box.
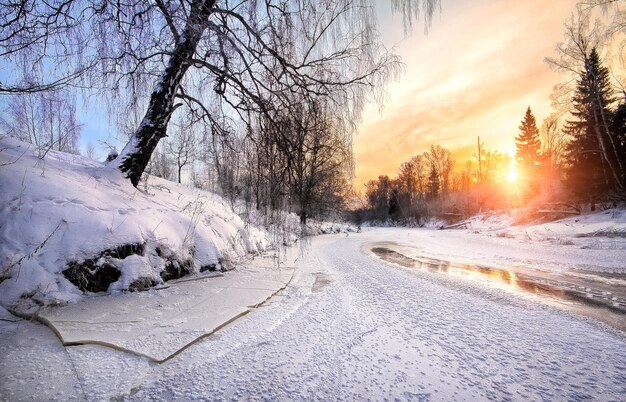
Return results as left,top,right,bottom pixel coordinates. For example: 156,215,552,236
354,0,585,191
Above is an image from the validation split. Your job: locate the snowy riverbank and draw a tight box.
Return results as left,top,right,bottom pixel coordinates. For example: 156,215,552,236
439,209,626,273
0,137,271,313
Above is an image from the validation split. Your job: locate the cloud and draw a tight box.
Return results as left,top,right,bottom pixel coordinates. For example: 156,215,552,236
354,0,576,191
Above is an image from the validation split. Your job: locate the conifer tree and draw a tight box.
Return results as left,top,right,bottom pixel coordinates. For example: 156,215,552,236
515,106,542,172
564,48,622,195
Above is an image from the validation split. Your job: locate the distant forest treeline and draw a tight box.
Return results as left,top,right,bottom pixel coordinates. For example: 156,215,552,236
356,7,626,225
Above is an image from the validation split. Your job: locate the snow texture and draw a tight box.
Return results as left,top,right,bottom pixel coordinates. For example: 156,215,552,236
0,137,270,312
105,231,626,400
447,210,626,273
2,136,626,400
3,231,624,400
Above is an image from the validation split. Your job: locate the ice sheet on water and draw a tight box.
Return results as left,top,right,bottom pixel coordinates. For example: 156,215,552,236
38,259,295,362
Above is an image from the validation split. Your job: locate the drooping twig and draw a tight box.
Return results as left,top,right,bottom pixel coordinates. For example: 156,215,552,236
2,220,66,279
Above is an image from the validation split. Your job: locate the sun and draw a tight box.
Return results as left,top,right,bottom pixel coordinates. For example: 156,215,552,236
506,161,518,183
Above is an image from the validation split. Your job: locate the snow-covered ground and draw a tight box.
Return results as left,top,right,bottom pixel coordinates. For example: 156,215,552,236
464,209,626,245
0,137,270,313
2,137,625,400
37,254,295,362
0,137,358,315
442,210,626,273
2,229,625,400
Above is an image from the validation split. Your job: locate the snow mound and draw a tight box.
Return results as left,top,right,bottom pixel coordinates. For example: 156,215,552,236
0,137,270,312
461,212,516,231
526,209,626,238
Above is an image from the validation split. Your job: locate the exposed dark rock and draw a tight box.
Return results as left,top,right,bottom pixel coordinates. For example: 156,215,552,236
200,263,217,272
155,246,164,258
160,258,192,281
62,259,121,293
104,243,144,259
61,243,144,293
61,242,197,293
128,277,158,292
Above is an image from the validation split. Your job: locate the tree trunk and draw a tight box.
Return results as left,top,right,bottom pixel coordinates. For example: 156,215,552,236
596,95,625,187
111,0,216,187
592,110,623,190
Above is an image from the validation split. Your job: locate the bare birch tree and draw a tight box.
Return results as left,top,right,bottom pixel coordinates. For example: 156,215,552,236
1,0,440,187
165,114,197,184
0,88,81,156
541,113,568,172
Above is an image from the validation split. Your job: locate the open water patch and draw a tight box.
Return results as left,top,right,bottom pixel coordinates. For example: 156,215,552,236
370,243,626,333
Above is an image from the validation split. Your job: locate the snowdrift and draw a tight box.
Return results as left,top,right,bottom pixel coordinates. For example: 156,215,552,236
0,137,270,312
459,209,626,245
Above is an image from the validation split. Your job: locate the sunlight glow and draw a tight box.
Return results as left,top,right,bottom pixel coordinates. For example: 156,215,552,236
506,161,518,183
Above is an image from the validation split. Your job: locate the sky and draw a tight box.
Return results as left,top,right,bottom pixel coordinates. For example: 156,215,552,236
68,0,582,167
354,0,580,191
0,0,606,177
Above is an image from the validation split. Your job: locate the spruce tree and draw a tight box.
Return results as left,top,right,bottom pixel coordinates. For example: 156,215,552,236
515,106,542,172
564,47,622,196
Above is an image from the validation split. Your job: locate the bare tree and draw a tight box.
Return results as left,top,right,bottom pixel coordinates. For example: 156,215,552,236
397,160,418,205
410,154,428,203
85,142,96,159
546,6,624,189
232,95,353,224
424,145,454,197
541,113,568,171
165,116,197,184
0,92,40,147
0,88,81,156
147,147,174,182
40,90,82,154
478,149,510,184
365,175,392,219
1,0,440,187
578,1,626,40
282,100,352,224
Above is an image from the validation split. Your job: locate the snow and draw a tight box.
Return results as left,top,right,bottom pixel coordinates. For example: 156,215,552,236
440,210,626,272
463,209,626,243
0,137,270,312
114,232,626,400
3,231,624,400
0,305,86,401
38,254,295,362
1,137,626,400
107,132,138,170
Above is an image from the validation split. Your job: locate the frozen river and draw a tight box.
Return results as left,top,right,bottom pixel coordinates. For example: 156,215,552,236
1,228,625,400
